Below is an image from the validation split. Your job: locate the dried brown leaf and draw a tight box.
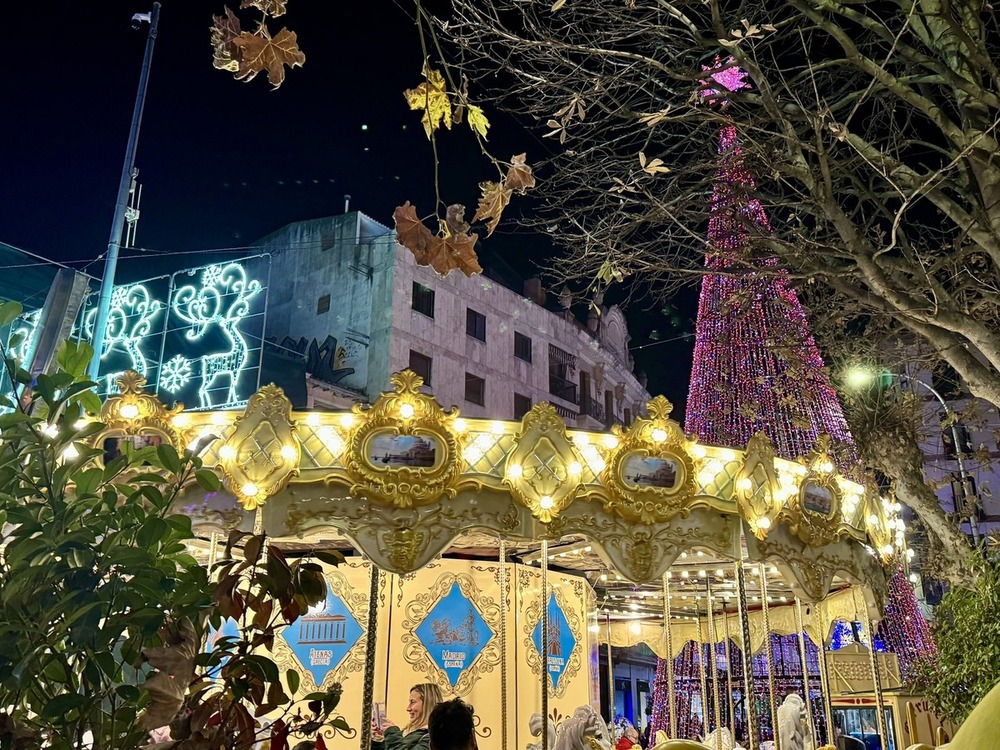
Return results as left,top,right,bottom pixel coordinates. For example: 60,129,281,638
505,153,536,193
393,202,436,265
472,181,513,236
393,202,482,277
210,7,242,72
139,619,198,731
231,26,305,89
240,0,288,18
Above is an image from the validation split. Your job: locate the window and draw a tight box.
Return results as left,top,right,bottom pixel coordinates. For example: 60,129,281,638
316,294,331,314
466,308,486,341
624,408,632,426
514,393,532,420
514,332,532,362
465,373,486,406
412,282,435,318
408,350,432,384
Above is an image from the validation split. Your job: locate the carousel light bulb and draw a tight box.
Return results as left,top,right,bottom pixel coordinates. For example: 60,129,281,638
491,421,505,435
241,482,259,497
770,566,778,575
717,449,736,462
603,434,619,450
508,463,523,479
630,622,641,634
906,548,915,560
568,461,583,477
279,445,297,461
630,602,639,611
736,477,753,491
680,551,688,559
211,412,226,426
539,495,554,510
119,403,139,420
818,460,834,473
698,570,706,577
716,569,724,577
306,413,320,427
868,514,879,526
600,573,608,581
651,428,668,443
453,418,467,433
61,444,80,461
756,516,772,530
573,433,590,446
689,443,707,459
681,570,690,579
219,445,237,460
399,403,415,419
340,414,356,429
475,433,494,450
909,573,919,584
696,550,704,557
463,445,483,464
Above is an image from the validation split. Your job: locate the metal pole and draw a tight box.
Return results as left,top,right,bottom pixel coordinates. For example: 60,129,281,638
795,598,818,750
663,573,677,738
696,607,709,741
734,560,757,750
723,606,735,738
908,377,981,545
859,589,889,750
706,580,722,750
360,564,382,750
499,538,509,750
88,3,161,380
606,610,615,725
817,624,835,746
759,565,780,750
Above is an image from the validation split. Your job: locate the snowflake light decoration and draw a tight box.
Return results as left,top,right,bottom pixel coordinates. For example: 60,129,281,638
160,354,193,394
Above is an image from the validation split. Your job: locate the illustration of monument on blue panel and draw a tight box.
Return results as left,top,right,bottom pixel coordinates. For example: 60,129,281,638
280,589,364,686
532,592,576,689
415,582,494,687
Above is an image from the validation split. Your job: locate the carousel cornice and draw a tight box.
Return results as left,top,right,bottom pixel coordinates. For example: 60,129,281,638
94,370,900,604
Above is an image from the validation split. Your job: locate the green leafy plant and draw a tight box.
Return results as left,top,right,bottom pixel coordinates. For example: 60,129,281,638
909,555,1000,723
0,301,344,749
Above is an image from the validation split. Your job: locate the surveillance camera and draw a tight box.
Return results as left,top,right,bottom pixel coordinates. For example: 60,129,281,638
131,12,151,30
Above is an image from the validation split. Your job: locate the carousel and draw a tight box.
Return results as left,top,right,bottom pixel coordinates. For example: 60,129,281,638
96,370,942,750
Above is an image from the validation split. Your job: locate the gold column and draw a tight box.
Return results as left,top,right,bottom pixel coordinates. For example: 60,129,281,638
499,538,508,750
817,626,834,745
723,605,735,738
859,588,889,750
706,579,722,750
207,531,220,571
734,560,757,750
696,606,710,740
663,572,677,738
540,540,550,750
795,598,818,750
360,564,382,750
759,565,780,750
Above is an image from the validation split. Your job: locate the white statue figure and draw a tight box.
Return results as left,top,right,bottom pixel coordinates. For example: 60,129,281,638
702,727,746,750
776,694,806,750
526,706,613,750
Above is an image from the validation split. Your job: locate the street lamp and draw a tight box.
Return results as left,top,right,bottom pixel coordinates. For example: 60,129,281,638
87,4,162,380
845,366,982,545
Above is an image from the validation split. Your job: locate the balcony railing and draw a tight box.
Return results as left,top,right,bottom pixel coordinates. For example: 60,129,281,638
580,394,605,423
548,374,578,404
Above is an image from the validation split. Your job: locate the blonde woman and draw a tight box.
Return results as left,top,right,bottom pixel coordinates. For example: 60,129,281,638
372,683,443,750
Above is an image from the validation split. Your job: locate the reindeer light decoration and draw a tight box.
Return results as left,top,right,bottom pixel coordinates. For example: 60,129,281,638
84,284,163,393
171,263,263,409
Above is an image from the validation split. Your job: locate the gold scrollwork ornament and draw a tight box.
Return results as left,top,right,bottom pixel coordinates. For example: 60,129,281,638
599,396,696,524
504,403,579,523
99,370,183,440
736,432,782,538
218,384,299,510
343,370,462,508
779,435,846,547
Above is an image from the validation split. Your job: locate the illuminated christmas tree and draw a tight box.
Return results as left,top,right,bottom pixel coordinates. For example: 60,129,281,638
648,60,932,745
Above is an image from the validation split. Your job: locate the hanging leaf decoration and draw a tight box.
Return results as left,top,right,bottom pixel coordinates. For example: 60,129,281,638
404,67,453,138
467,105,491,139
211,1,304,89
472,181,512,236
506,153,537,193
394,202,482,277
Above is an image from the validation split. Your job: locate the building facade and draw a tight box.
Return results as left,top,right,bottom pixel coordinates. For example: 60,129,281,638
255,211,651,426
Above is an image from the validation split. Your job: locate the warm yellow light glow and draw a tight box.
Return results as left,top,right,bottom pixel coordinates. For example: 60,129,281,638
463,445,484,464
680,570,689,578
280,445,297,461
868,514,879,526
490,420,505,435
697,469,717,487
119,403,140,420
73,419,89,430
242,482,259,497
508,463,523,479
453,418,467,433
630,622,641,634
717,449,736,462
818,460,834,474
602,434,619,450
651,428,667,443
219,445,236,460
689,443,707,459
172,413,190,428
539,495,554,510
399,402,415,419
572,432,590,447
568,461,583,477
61,444,80,461
306,413,320,427
211,412,226,426
339,414,355,429
756,517,772,530
736,477,753,491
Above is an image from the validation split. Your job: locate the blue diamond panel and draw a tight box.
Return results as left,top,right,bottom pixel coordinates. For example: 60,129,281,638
415,582,495,687
532,592,577,689
280,590,364,686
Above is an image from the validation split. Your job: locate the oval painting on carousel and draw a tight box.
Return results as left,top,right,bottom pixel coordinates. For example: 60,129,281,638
365,432,441,470
801,482,835,516
621,453,682,491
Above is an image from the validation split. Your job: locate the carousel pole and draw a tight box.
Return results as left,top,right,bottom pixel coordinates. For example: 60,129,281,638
540,540,550,750
696,605,710,740
207,531,220,571
759,565,781,750
733,559,757,750
858,588,889,749
706,579,722,750
794,598,818,749
723,605,736,738
606,610,615,724
816,625,835,745
499,538,509,750
662,572,677,738
360,563,382,750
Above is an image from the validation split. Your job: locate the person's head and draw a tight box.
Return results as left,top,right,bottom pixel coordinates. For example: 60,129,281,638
406,683,444,732
428,698,476,750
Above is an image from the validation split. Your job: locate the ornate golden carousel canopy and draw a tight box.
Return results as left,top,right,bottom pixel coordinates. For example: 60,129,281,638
94,370,900,612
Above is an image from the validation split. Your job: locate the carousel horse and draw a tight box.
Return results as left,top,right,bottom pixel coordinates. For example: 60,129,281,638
526,706,613,750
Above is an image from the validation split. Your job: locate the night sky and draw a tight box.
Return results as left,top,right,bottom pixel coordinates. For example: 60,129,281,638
3,0,692,410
